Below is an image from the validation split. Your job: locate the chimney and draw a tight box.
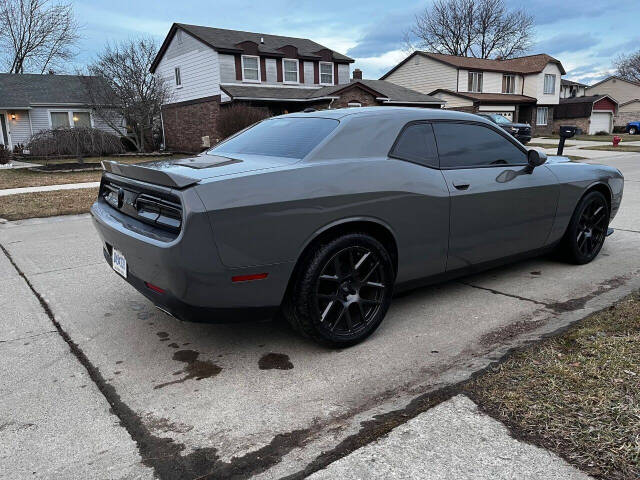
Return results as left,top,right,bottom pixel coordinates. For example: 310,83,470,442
353,68,362,80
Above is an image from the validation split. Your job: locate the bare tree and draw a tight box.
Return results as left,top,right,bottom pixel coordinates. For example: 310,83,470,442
614,51,640,84
407,0,534,59
0,0,80,74
82,37,172,152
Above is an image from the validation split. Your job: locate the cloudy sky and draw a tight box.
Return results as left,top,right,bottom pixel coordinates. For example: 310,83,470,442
72,0,636,85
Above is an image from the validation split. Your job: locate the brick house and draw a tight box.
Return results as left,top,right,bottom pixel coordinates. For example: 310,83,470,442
150,24,443,152
553,95,618,134
380,52,566,135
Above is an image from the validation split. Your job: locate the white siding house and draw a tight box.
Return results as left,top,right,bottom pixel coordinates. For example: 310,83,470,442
381,52,565,133
0,73,123,150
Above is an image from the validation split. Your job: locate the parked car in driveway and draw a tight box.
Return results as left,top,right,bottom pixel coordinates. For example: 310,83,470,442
91,107,623,347
627,121,640,135
477,113,532,144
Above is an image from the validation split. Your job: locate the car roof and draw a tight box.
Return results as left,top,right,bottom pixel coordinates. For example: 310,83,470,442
280,106,489,123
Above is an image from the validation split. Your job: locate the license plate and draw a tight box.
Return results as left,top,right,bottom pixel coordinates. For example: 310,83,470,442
112,248,127,278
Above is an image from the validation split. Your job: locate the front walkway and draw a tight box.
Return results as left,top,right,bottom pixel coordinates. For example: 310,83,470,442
309,395,591,480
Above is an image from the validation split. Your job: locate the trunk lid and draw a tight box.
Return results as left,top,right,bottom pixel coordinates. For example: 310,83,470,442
102,153,297,189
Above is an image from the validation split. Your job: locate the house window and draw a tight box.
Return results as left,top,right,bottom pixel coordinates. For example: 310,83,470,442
544,74,556,94
242,55,260,82
347,102,362,107
174,67,181,87
320,62,333,85
468,71,483,93
283,59,299,83
536,107,548,126
50,111,92,129
502,74,515,94
73,112,91,128
50,111,70,128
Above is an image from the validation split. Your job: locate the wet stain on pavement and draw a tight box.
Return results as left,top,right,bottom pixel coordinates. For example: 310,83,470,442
259,353,294,370
137,311,151,320
115,360,123,365
167,342,179,349
154,350,221,389
530,271,541,276
156,331,169,339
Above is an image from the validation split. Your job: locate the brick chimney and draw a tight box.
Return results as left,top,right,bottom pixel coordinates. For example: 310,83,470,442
353,68,362,80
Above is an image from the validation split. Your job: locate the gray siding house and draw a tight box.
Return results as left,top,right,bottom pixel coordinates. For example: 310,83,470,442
0,73,122,151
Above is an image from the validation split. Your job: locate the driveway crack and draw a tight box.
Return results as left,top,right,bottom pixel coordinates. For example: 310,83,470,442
0,242,312,480
458,281,551,309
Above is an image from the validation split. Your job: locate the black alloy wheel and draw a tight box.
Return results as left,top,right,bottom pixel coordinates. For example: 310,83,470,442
315,246,387,337
285,232,394,347
563,191,609,264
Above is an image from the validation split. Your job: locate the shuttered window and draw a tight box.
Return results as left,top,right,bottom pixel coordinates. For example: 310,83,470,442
242,55,260,82
320,62,333,85
283,59,299,83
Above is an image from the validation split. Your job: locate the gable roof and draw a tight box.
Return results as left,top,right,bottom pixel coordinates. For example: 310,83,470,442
587,75,640,89
151,23,354,72
620,98,640,107
429,89,536,104
561,78,588,87
220,80,444,105
0,73,105,109
555,94,618,119
381,52,565,79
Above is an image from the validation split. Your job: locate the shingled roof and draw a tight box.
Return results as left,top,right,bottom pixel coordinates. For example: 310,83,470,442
151,23,354,72
220,80,444,105
381,52,566,79
430,89,536,105
0,73,105,109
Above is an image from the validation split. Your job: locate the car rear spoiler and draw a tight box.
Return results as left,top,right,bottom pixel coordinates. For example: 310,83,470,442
101,161,199,189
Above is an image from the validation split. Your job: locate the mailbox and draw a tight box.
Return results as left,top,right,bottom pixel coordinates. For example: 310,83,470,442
557,125,577,155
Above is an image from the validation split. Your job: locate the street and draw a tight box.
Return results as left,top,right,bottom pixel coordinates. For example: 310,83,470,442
1,153,639,479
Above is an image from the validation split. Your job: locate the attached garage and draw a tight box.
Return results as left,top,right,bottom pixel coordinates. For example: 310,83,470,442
589,111,613,134
554,95,618,135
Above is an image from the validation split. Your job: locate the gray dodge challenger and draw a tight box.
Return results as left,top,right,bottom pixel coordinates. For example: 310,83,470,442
91,107,624,346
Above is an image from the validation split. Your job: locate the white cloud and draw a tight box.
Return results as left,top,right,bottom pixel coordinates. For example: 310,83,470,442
353,49,408,79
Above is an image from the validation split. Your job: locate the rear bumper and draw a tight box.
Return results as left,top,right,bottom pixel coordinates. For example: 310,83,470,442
91,194,293,323
101,247,279,322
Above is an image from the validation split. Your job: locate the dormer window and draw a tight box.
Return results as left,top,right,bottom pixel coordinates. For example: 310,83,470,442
283,59,299,84
320,62,333,85
242,55,260,82
468,71,483,93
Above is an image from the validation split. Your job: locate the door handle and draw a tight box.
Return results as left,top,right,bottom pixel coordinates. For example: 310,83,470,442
452,182,470,191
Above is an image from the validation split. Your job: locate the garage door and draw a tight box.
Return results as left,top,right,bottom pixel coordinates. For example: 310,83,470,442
484,111,513,121
589,112,612,134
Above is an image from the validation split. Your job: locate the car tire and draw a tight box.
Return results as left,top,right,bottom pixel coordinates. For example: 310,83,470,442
630,127,637,135
560,191,610,265
284,232,395,347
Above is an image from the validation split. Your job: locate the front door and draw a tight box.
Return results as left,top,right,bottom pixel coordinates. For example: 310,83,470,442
433,121,559,270
0,113,10,149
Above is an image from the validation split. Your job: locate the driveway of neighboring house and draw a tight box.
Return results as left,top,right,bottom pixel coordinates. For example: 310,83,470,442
1,153,639,479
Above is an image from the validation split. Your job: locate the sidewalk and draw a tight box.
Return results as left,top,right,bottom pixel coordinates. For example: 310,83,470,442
308,395,591,480
0,181,100,197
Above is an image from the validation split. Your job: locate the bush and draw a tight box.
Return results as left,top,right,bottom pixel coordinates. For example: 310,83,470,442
27,127,125,157
594,130,609,136
0,145,11,164
612,126,627,134
217,104,271,140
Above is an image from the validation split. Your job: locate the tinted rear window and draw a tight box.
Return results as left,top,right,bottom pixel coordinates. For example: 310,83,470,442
433,122,526,168
390,123,438,168
209,117,339,159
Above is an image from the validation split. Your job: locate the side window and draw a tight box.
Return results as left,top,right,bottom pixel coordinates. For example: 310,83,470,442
390,123,438,168
433,122,526,168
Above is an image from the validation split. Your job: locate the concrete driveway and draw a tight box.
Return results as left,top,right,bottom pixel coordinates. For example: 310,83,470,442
1,153,640,479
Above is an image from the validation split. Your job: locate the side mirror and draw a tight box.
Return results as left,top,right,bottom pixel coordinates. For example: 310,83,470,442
527,149,547,168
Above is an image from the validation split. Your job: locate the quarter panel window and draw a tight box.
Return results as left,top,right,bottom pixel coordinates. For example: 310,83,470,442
433,122,526,168
390,123,438,168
